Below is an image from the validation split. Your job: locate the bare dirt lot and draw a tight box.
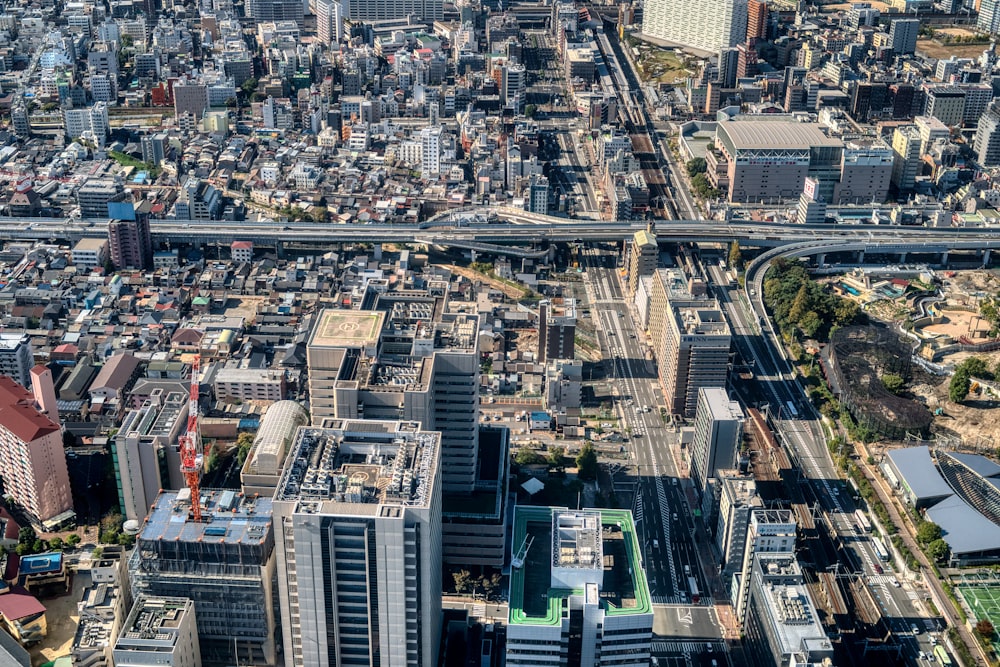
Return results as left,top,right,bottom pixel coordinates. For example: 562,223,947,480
29,568,87,666
909,375,1000,448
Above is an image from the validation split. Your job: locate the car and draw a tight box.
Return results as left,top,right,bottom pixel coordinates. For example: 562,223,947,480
493,415,502,421
874,564,883,574
705,643,713,653
608,331,615,336
912,625,920,635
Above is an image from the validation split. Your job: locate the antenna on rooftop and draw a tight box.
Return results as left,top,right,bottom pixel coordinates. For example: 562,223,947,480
511,534,534,569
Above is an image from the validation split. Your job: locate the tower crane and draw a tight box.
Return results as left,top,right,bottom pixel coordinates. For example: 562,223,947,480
179,355,204,521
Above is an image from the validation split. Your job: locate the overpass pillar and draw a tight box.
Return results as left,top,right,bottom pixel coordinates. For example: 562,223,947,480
816,253,826,266
276,241,285,258
985,249,992,266
857,250,865,264
940,251,949,266
898,252,906,264
374,243,383,261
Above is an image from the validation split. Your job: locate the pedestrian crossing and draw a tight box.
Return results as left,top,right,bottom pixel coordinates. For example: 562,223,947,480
651,595,715,606
652,641,725,654
472,603,486,618
867,574,898,586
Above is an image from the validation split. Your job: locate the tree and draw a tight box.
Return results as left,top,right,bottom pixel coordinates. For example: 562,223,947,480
950,368,971,403
881,373,905,395
959,356,992,380
976,619,996,641
310,206,328,223
514,446,545,466
798,311,823,338
18,526,36,546
728,241,742,270
576,442,598,480
917,521,942,544
479,572,502,599
547,446,566,471
788,284,810,326
240,77,259,98
685,157,707,176
47,537,63,551
524,104,537,118
236,432,254,467
452,569,473,594
66,534,81,547
927,538,950,562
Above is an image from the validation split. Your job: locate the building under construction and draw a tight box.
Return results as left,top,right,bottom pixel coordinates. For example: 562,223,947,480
129,489,276,667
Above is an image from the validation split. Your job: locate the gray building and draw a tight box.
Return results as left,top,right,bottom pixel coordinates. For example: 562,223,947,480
272,420,442,667
173,81,208,120
736,509,797,622
247,0,303,23
975,103,1000,167
691,388,744,494
77,178,126,219
113,596,201,667
715,474,761,578
888,18,919,55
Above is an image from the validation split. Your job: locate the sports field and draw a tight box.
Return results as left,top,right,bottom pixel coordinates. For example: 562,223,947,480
957,575,1000,651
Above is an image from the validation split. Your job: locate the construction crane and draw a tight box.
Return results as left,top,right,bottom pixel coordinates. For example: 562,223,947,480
178,355,203,521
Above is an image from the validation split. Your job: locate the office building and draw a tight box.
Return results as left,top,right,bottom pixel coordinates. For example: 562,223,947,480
796,178,827,225
735,509,797,621
213,367,286,403
525,173,549,214
0,376,74,528
716,474,761,578
248,0,303,23
506,507,653,667
272,420,442,667
316,0,343,44
627,226,658,298
891,125,922,192
747,0,768,41
643,0,748,52
343,0,442,21
960,83,994,125
109,217,153,271
925,87,967,127
835,139,893,204
240,401,309,496
744,553,834,667
539,300,576,363
648,269,731,418
976,103,1000,166
690,388,744,493
78,178,126,219
915,115,951,155
113,596,201,667
65,103,110,145
420,125,442,177
980,0,1000,34
715,118,844,203
113,389,188,523
0,334,33,389
130,491,277,666
173,81,208,120
888,18,919,55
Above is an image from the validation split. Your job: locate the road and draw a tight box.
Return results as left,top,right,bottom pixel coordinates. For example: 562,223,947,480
581,242,733,666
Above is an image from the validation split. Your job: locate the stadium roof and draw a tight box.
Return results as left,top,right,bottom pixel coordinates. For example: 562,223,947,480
926,494,1000,557
886,446,954,504
945,452,1000,479
717,119,842,151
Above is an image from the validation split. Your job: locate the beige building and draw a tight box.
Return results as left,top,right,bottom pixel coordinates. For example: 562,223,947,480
627,227,658,297
72,237,109,269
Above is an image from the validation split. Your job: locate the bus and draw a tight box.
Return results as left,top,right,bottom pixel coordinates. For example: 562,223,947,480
854,509,871,533
785,401,799,419
688,576,700,602
934,645,953,666
872,537,890,562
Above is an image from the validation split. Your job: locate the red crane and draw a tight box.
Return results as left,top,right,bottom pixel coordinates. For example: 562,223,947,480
179,355,203,521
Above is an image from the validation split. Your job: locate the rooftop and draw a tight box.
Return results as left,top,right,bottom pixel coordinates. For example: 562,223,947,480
508,507,651,626
718,119,842,151
117,596,193,647
0,376,60,442
275,420,440,514
310,309,385,348
886,445,954,503
138,489,273,546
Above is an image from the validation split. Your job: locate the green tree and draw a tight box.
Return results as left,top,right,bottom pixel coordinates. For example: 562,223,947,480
310,206,328,223
927,538,950,562
788,284,810,325
950,368,971,403
66,534,81,547
47,537,63,551
728,241,742,270
452,569,473,593
524,104,537,118
514,446,545,466
547,445,566,471
576,442,598,480
959,356,992,380
917,521,942,544
798,311,823,337
240,77,259,97
881,373,905,395
18,526,36,546
236,432,254,467
685,157,707,176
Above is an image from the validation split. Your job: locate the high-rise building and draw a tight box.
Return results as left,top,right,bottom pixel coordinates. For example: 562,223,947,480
78,178,126,219
420,125,442,177
113,596,201,667
538,300,576,363
141,133,168,166
643,0,748,52
746,0,768,41
272,420,442,667
0,334,33,389
890,125,922,192
743,553,834,667
888,18,919,55
648,269,732,418
715,474,761,578
64,102,110,145
690,388,744,493
173,81,209,120
130,490,278,666
343,0,442,22
979,0,1000,34
835,138,893,205
247,0,303,23
29,365,58,423
626,226,658,297
925,86,967,127
0,376,74,527
975,103,1000,166
735,509,797,621
108,216,153,271
506,507,653,667
525,173,549,214
315,0,343,44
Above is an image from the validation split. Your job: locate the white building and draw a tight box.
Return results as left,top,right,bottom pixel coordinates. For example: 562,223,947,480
64,102,109,145
420,125,443,177
0,333,34,388
112,597,201,667
690,387,744,493
272,420,442,667
735,509,798,622
72,237,109,270
213,366,286,403
643,0,748,53
316,0,343,43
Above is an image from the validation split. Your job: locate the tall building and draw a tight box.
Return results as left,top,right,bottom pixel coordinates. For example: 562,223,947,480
113,390,188,522
272,420,442,667
747,0,768,41
835,138,893,205
888,18,919,55
130,490,278,666
420,125,442,177
506,507,653,667
925,86,967,127
890,125,922,192
113,596,201,667
979,0,1000,34
173,81,209,120
715,474,761,578
0,334,33,389
735,509,797,621
538,300,576,363
525,173,549,214
626,227,658,297
690,388,744,493
975,103,1000,166
0,376,74,527
141,133,168,166
29,365,58,422
78,178,126,219
343,0,442,21
108,217,153,271
315,0,343,44
247,0,303,23
65,102,110,145
643,0,748,52
648,269,731,418
743,553,834,667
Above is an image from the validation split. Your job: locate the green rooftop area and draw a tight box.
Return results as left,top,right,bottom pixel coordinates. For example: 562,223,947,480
508,507,651,626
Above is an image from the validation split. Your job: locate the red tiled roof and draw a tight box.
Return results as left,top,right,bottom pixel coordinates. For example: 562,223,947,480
0,377,59,442
0,585,45,621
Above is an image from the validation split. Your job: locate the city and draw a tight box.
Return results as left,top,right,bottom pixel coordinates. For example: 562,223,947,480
0,0,1000,664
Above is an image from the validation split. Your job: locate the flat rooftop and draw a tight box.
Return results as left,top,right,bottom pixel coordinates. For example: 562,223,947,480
276,420,440,513
718,119,842,151
310,309,385,348
509,507,651,626
139,489,273,546
118,597,193,646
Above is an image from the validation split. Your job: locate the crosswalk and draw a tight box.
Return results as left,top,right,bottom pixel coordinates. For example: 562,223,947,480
652,641,726,654
472,603,486,617
867,574,898,586
651,596,716,606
